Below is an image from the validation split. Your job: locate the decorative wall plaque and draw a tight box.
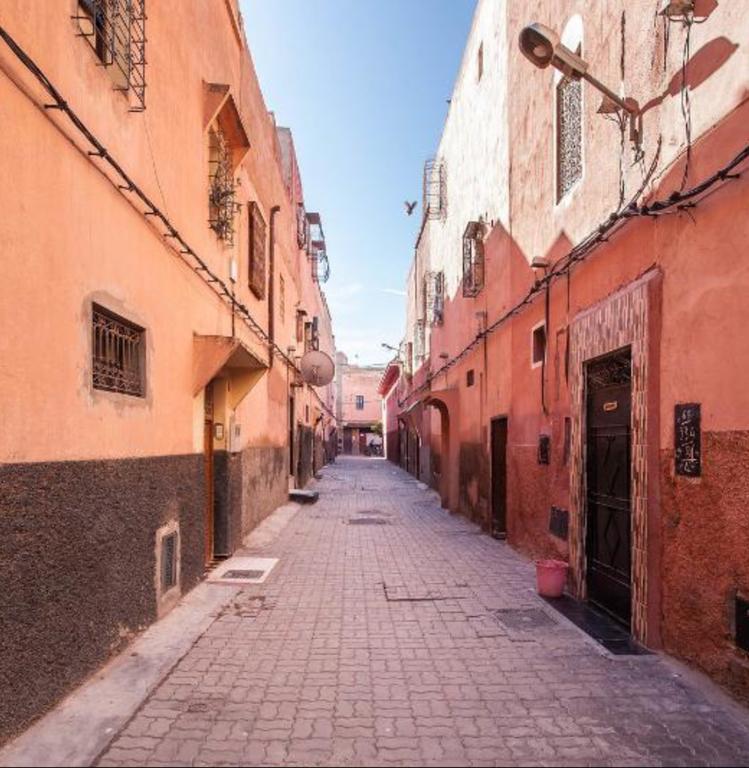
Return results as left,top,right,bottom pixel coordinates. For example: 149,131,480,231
675,403,701,477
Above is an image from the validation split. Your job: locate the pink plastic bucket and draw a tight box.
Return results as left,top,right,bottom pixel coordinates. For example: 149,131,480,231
536,559,568,598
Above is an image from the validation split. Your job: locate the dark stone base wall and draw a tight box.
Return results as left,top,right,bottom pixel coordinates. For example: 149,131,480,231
235,445,288,540
0,455,204,746
297,426,314,488
660,431,749,702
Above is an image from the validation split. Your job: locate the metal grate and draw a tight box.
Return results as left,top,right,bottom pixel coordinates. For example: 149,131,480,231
556,72,582,200
462,221,485,298
208,126,238,244
74,0,147,111
248,202,266,297
348,518,389,525
222,569,265,580
423,158,447,220
494,608,557,631
92,304,144,396
161,532,177,591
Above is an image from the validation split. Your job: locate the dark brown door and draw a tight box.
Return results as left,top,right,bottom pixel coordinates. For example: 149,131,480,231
343,428,353,454
203,382,215,565
491,417,508,538
359,431,367,455
585,350,632,626
288,396,295,475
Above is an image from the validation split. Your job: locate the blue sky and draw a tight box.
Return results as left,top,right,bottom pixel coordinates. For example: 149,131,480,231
242,0,476,366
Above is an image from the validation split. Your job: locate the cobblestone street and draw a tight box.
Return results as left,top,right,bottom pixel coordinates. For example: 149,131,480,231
98,458,749,767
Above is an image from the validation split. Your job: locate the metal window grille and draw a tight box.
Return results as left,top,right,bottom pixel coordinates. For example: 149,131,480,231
414,319,426,363
462,221,485,298
355,396,364,410
74,0,147,111
311,316,320,351
425,271,444,326
208,126,237,243
161,531,177,591
423,158,447,220
248,202,267,298
92,305,145,396
296,203,308,249
556,73,582,200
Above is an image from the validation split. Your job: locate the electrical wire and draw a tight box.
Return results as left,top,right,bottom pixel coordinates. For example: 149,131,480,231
0,23,337,422
399,137,748,409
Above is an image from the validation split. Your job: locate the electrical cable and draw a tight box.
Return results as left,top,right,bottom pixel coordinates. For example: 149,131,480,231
399,137,748,408
0,23,337,421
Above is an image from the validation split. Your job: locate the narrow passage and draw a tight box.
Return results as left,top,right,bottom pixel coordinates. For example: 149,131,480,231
100,458,749,767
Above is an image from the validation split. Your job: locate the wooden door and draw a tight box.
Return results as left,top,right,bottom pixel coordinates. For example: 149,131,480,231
585,350,632,626
491,417,508,538
203,382,215,565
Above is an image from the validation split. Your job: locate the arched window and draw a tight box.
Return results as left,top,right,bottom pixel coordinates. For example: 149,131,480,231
555,16,584,202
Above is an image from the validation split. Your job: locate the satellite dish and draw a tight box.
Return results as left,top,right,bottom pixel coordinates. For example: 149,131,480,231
299,350,335,387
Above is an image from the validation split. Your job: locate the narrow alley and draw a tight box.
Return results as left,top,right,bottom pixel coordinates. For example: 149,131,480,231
81,458,749,767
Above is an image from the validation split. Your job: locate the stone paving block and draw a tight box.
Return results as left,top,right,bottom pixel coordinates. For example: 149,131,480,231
96,458,749,767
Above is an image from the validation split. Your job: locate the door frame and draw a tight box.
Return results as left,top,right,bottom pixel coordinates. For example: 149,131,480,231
203,380,215,565
584,352,633,626
490,415,509,539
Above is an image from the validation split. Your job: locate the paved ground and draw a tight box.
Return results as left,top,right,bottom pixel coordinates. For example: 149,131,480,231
98,458,749,767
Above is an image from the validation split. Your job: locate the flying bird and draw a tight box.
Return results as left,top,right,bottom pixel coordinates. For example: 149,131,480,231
404,201,417,216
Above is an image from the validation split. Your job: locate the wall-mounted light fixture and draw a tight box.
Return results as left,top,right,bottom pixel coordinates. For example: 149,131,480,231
659,0,695,20
519,23,642,148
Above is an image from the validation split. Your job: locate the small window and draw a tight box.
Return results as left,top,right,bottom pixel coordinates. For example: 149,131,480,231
556,59,583,201
92,304,145,397
466,369,475,387
355,395,365,410
75,0,147,111
462,221,485,298
563,416,572,465
305,405,310,423
248,202,267,298
296,309,307,343
477,42,484,82
538,435,551,465
209,125,237,243
161,531,177,591
532,324,547,367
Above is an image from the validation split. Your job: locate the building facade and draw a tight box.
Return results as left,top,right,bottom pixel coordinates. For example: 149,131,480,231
335,353,384,455
389,0,749,699
0,0,336,744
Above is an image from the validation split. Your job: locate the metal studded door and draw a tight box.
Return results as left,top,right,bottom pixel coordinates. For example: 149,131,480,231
585,350,632,626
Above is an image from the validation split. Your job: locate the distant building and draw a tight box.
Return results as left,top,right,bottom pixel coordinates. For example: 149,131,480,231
335,353,384,455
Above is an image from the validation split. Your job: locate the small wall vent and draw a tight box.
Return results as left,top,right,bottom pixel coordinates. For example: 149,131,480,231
737,595,749,653
161,531,177,591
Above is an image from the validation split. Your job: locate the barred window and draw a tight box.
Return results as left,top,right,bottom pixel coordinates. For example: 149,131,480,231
425,271,445,326
75,0,146,111
92,304,145,397
462,221,485,298
355,396,364,411
423,158,447,220
556,69,582,201
248,202,267,299
209,125,237,243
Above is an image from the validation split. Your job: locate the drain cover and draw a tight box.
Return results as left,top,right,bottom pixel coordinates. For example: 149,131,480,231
222,569,265,580
494,608,557,630
356,509,388,516
348,518,389,525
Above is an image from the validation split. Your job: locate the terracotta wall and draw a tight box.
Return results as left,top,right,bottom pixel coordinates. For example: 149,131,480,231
390,0,749,696
0,0,337,743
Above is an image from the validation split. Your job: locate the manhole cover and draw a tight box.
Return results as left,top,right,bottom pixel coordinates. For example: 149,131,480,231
494,608,557,630
348,518,389,525
222,569,265,580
